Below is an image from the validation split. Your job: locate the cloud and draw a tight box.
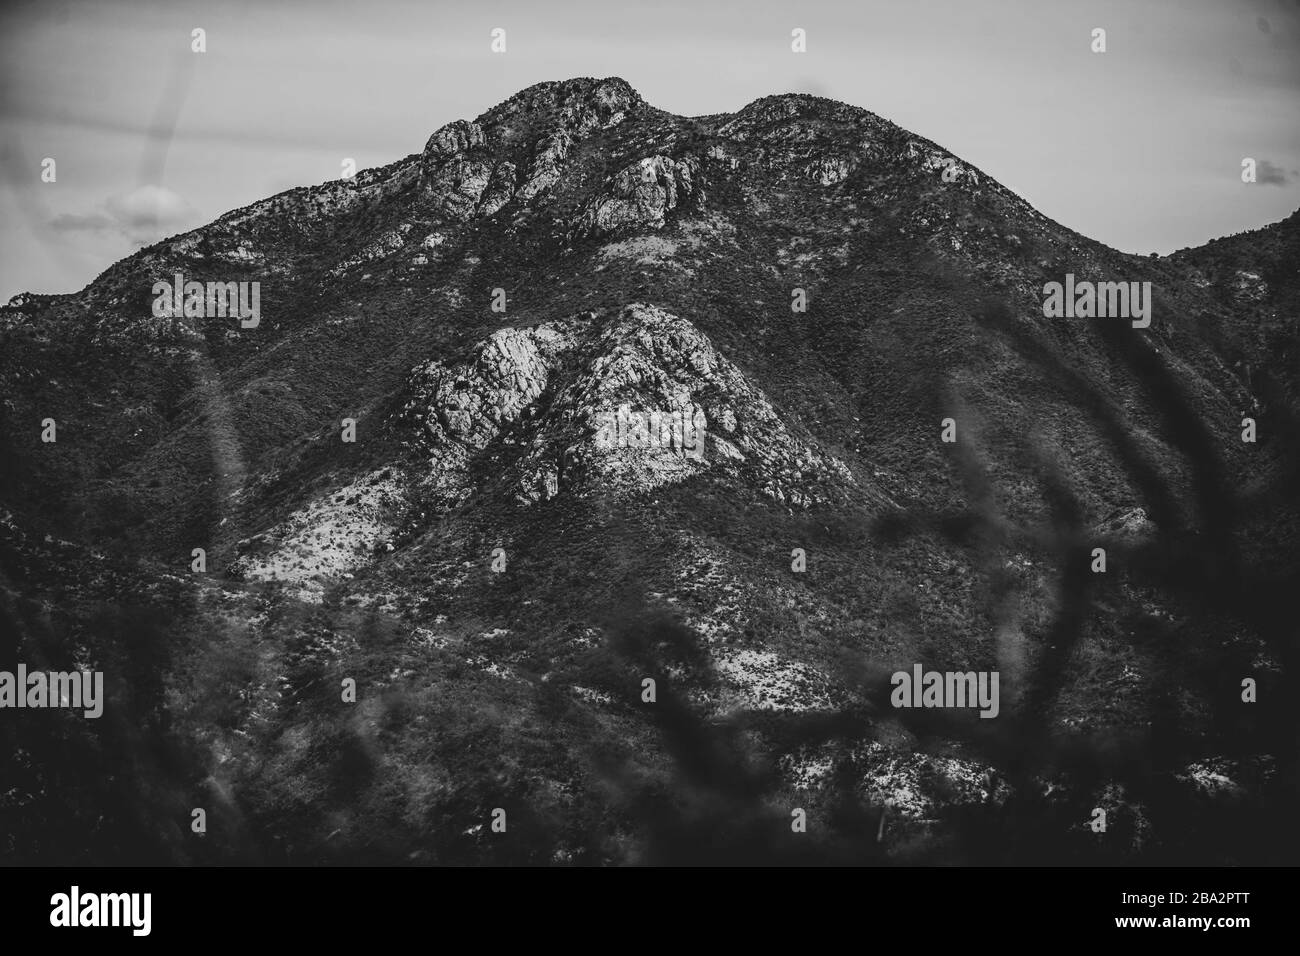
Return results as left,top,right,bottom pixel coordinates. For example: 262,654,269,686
48,211,113,233
48,184,199,244
1257,159,1290,185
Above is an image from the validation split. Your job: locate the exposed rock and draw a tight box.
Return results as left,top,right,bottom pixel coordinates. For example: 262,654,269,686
806,156,852,185
406,324,575,452
328,224,412,276
573,155,701,238
1095,506,1156,540
228,468,406,596
517,128,572,201
395,303,875,509
857,744,1007,821
422,119,488,166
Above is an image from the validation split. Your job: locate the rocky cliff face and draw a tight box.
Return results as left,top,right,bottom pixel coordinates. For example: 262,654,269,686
1,77,1297,866
396,303,865,510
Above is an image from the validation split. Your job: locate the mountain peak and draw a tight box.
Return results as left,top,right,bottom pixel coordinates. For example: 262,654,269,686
421,76,643,169
511,74,639,100
481,75,643,124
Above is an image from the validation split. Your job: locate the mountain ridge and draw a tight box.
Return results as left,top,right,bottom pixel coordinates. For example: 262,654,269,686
11,75,1296,316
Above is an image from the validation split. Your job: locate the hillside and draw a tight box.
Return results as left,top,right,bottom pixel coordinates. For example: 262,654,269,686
2,77,1297,865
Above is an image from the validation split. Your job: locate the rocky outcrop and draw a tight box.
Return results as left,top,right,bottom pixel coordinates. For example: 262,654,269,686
422,119,487,162
328,223,412,277
396,304,872,509
484,76,642,142
227,468,406,599
573,155,701,239
419,77,645,218
1095,506,1155,540
517,129,572,202
421,120,515,220
806,156,852,185
405,324,576,452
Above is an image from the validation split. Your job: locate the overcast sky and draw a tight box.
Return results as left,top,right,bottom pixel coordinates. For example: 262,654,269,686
2,0,1298,302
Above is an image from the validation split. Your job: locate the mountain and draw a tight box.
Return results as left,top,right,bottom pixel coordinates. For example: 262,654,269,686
2,76,1297,865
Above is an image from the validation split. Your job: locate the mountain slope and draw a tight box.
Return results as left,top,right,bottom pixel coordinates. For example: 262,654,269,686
2,77,1297,865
